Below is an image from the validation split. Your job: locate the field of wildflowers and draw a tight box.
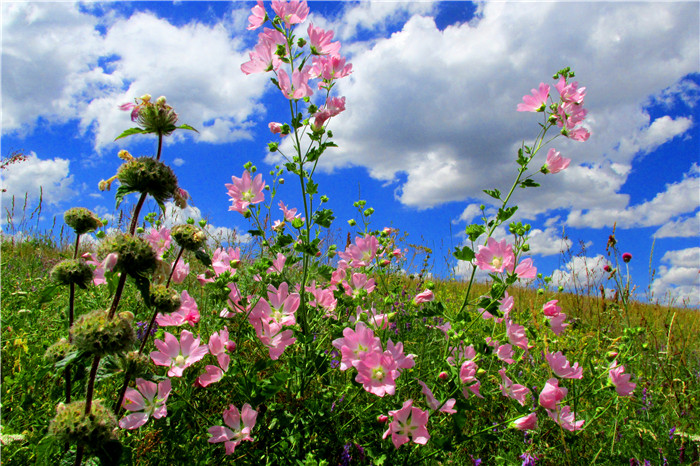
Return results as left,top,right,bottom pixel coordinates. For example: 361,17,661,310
1,1,698,465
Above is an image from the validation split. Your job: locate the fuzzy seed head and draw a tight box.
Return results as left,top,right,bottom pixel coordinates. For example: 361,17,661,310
49,400,118,450
98,233,157,277
64,207,103,235
51,259,93,289
117,157,178,204
71,310,136,357
171,224,207,251
151,285,181,314
123,350,152,378
44,338,71,365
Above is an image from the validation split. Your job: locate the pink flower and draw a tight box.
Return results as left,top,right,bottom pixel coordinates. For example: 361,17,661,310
332,322,382,371
506,319,529,350
250,319,296,360
517,83,550,112
609,362,636,396
414,290,434,304
247,1,266,30
417,380,456,414
156,290,200,327
226,170,266,214
382,399,430,448
267,252,287,274
568,126,591,141
499,368,531,406
170,259,190,284
511,413,538,431
496,343,515,364
459,360,483,398
542,300,562,317
82,252,117,286
211,247,242,277
208,404,258,455
196,365,225,387
277,68,313,100
307,23,341,55
514,257,537,279
338,235,379,267
475,237,515,273
241,40,281,75
546,351,583,379
544,148,571,174
145,227,171,259
270,0,309,27
150,330,209,377
555,76,586,105
310,54,352,85
622,252,632,263
355,351,399,397
548,313,569,336
386,339,416,371
269,122,286,136
119,378,171,430
343,273,376,298
250,282,299,326
278,201,301,222
539,378,568,410
546,405,584,431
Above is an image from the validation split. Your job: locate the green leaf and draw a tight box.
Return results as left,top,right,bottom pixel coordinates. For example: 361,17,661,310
115,185,136,209
496,206,518,223
194,249,212,267
37,283,60,305
114,127,149,141
483,188,501,200
131,273,151,307
248,229,264,237
306,180,318,196
312,209,334,228
176,124,199,133
453,246,475,262
465,224,485,242
520,179,540,188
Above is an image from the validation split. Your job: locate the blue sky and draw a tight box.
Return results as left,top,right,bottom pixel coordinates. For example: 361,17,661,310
2,1,699,306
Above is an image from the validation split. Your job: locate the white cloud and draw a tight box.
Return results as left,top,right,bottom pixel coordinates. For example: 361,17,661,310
649,247,700,306
567,164,699,229
550,254,611,294
1,152,74,214
527,227,573,257
654,210,700,238
617,115,693,156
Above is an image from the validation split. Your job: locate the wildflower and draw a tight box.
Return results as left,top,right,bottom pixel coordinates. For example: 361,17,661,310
270,0,309,27
338,235,379,267
144,227,171,259
385,339,416,370
517,83,550,112
309,54,353,85
247,0,266,30
241,39,281,74
226,170,266,214
548,313,569,336
250,318,296,360
355,351,399,397
538,378,567,410
512,413,538,431
475,237,515,273
514,258,537,279
278,68,314,100
382,399,430,448
156,290,200,327
170,259,190,284
520,452,539,466
417,380,456,414
208,404,258,455
546,351,583,379
622,252,632,263
119,378,172,429
543,148,571,174
542,300,562,317
307,23,341,55
414,289,435,304
332,322,382,370
546,405,584,431
150,330,208,377
609,362,636,396
499,368,531,406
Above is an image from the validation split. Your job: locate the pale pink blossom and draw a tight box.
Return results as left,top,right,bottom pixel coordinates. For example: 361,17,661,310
548,313,569,336
459,360,483,398
145,227,171,259
546,405,584,431
382,399,430,448
338,235,379,267
544,148,571,174
247,1,266,30
270,0,309,27
414,290,434,304
170,259,190,284
355,352,399,397
417,380,456,414
499,368,531,406
386,339,416,371
310,54,352,85
156,290,200,327
539,378,567,410
119,378,171,430
517,83,550,112
512,413,538,431
269,122,286,136
150,330,208,377
208,404,258,455
307,23,341,55
196,365,225,387
331,322,382,371
278,201,301,222
496,343,515,364
82,252,118,286
475,237,515,273
546,351,583,379
241,40,280,75
514,258,537,279
447,342,476,366
506,319,529,350
568,126,591,141
343,272,376,298
609,362,636,396
542,300,562,317
250,318,296,360
226,171,266,214
277,68,313,100
249,282,299,327
267,252,287,274
555,76,586,105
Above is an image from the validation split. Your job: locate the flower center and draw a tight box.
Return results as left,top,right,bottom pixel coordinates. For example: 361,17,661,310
492,256,503,269
174,355,186,366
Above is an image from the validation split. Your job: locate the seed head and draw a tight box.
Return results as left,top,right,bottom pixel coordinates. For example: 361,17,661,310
64,207,103,235
49,400,118,450
98,233,157,277
51,259,93,289
117,157,178,204
171,224,207,251
71,309,136,356
151,284,181,314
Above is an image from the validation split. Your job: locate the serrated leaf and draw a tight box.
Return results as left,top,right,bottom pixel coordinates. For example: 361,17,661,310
115,185,136,209
496,206,518,222
453,246,475,262
520,179,540,188
465,224,485,242
306,180,318,195
312,209,334,228
483,188,501,200
114,127,149,141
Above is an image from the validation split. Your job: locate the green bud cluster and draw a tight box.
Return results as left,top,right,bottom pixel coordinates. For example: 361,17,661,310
51,259,93,289
44,337,71,365
123,351,152,378
71,310,136,357
151,284,181,314
171,224,207,251
99,233,157,277
64,207,103,235
49,400,118,449
117,157,178,205
136,99,179,135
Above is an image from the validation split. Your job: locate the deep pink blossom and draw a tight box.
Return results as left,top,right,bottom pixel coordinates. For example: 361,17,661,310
226,171,266,214
156,290,200,327
622,252,633,263
517,83,550,112
609,362,636,396
546,351,583,379
475,237,515,273
382,399,430,448
150,330,208,377
544,148,571,174
332,322,382,371
208,404,258,455
414,289,435,304
119,378,171,430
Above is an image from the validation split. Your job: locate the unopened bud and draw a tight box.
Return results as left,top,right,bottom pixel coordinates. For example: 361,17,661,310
438,371,449,381
377,414,389,423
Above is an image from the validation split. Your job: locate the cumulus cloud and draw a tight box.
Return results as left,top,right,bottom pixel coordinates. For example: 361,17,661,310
654,210,700,239
527,227,573,257
1,152,74,214
650,247,700,306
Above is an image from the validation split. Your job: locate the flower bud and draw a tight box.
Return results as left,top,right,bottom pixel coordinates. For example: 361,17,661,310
51,259,93,289
71,309,136,356
64,207,103,235
49,400,118,450
151,284,181,314
226,341,237,352
438,371,449,381
117,157,179,205
622,252,632,263
377,414,389,423
171,224,207,251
